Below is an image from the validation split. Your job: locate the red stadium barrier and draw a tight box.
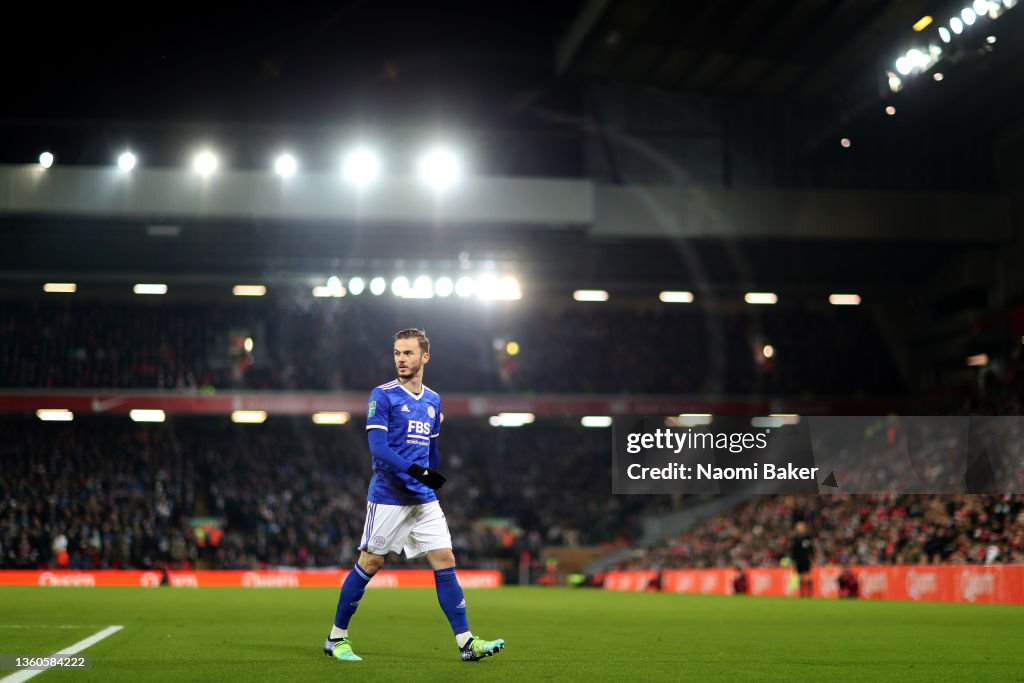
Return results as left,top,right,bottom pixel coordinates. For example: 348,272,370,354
0,569,501,589
604,565,1024,605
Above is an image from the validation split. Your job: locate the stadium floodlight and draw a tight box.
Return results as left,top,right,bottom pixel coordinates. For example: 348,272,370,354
36,409,73,422
1005,0,1017,8
243,337,254,353
369,277,387,296
130,409,166,423
231,410,267,424
895,56,912,75
133,283,168,295
885,105,896,116
312,411,350,425
391,276,410,297
659,291,694,303
829,294,861,306
986,34,997,42
762,344,775,359
117,151,137,172
495,276,522,300
434,277,454,297
348,277,365,295
744,292,777,304
966,353,989,367
667,413,713,427
417,147,461,191
939,26,952,42
573,289,609,302
454,276,476,298
581,416,613,428
405,276,434,299
933,72,944,81
962,7,977,24
905,48,927,68
488,412,535,428
974,0,989,13
342,148,381,187
506,341,520,356
274,153,297,178
950,16,964,33
913,15,933,30
232,285,266,297
887,72,903,92
193,150,218,176
43,282,76,293
39,151,54,169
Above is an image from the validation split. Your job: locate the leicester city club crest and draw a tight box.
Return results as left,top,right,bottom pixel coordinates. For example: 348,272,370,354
427,405,436,418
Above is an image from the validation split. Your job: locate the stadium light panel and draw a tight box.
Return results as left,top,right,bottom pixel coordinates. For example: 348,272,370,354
133,283,168,295
434,277,454,297
488,412,535,427
312,412,350,425
966,353,989,367
962,7,977,24
231,410,267,424
274,153,298,178
973,0,989,14
391,276,410,297
417,147,461,191
39,151,54,169
744,292,777,304
117,151,137,172
659,291,694,303
829,294,861,306
405,276,435,299
939,26,952,42
573,290,609,302
950,16,964,33
130,409,166,423
348,277,365,295
913,15,933,30
455,276,476,298
369,277,387,296
581,416,612,428
232,285,266,297
342,148,381,187
36,409,73,422
43,283,76,293
193,150,218,176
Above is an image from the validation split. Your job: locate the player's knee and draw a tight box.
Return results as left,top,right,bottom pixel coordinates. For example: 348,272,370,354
427,548,456,569
359,551,386,575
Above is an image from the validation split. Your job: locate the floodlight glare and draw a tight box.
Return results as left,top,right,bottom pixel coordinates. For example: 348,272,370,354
895,57,912,75
193,150,218,176
274,153,297,178
369,277,387,296
348,277,365,295
455,276,476,298
417,147,461,191
962,8,976,25
938,26,952,42
391,276,410,296
39,151,54,169
950,16,964,33
118,151,137,172
434,277,454,297
973,0,989,14
342,148,381,187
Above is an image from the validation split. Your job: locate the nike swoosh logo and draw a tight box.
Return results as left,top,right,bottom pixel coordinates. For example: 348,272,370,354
91,396,124,412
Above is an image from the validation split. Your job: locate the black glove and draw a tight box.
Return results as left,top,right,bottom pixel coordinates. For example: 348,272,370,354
406,464,447,490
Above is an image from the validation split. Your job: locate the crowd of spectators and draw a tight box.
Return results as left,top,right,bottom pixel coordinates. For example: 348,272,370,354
0,417,645,571
0,299,904,395
619,493,1024,571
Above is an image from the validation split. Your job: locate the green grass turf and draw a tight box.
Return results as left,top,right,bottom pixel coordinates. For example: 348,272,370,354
0,587,1022,682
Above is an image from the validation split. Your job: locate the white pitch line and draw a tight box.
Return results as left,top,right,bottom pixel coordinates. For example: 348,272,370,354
0,625,123,683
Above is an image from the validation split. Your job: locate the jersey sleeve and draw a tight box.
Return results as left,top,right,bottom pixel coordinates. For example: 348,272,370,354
430,397,442,438
366,388,391,431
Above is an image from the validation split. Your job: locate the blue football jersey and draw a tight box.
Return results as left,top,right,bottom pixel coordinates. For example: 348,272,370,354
365,380,442,505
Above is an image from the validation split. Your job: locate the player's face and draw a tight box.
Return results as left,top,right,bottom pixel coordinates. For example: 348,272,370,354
394,339,428,378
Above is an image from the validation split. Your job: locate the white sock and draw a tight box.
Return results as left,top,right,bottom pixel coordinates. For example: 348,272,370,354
455,631,473,649
330,626,348,640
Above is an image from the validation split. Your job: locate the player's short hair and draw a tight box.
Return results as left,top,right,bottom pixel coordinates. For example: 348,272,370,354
394,328,429,354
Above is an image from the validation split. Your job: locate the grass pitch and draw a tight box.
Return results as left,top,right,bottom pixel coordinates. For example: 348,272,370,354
1,587,1021,681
